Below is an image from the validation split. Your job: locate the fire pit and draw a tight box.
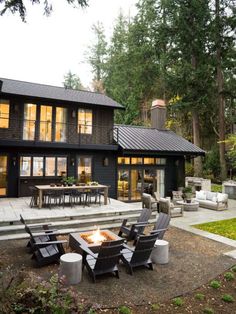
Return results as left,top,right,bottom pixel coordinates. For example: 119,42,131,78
69,228,121,253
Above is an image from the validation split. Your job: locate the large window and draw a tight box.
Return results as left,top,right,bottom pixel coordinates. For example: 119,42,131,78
33,157,44,176
45,157,56,176
0,156,8,196
40,106,52,141
57,157,67,176
20,157,31,176
0,100,10,128
20,156,67,177
77,157,92,183
78,109,92,134
118,170,129,201
55,107,67,142
23,103,37,140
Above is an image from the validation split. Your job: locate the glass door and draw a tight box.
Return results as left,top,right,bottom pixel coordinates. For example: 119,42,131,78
0,156,8,196
130,169,142,201
118,170,129,201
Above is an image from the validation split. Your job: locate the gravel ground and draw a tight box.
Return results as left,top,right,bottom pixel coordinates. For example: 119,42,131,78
0,226,235,309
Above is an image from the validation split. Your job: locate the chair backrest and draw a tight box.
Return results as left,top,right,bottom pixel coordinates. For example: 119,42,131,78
159,198,171,215
94,239,124,271
24,224,34,239
130,233,158,265
154,212,171,239
137,207,152,223
142,193,152,209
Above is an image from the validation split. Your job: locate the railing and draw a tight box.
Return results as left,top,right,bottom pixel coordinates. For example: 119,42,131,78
0,118,119,146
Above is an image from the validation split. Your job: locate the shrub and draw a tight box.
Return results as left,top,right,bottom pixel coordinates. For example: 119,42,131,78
203,308,214,314
185,162,194,176
172,297,184,307
151,303,160,311
231,265,236,272
203,148,221,179
221,294,234,303
118,305,132,314
224,272,235,281
195,293,205,301
209,280,221,289
211,184,222,193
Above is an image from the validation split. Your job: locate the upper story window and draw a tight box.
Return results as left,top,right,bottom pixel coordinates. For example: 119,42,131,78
55,107,67,142
78,109,92,134
23,103,37,140
0,100,10,128
40,106,52,141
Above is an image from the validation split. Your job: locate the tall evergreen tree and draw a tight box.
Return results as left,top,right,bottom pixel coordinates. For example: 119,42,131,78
63,71,84,90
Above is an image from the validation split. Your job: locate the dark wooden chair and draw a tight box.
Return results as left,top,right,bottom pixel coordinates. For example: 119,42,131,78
80,239,124,283
29,186,38,208
150,212,171,239
21,215,58,252
47,189,65,208
120,233,159,275
31,239,67,267
118,207,152,241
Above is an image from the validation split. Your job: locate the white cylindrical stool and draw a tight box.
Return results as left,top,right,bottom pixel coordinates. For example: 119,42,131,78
59,253,82,285
151,240,169,264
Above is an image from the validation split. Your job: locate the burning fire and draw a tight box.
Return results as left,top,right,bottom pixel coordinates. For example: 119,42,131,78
87,227,106,243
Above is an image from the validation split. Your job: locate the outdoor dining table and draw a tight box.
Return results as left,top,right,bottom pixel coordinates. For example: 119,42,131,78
35,184,109,208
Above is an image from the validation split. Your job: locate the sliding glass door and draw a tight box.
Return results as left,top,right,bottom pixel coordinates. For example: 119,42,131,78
0,156,8,196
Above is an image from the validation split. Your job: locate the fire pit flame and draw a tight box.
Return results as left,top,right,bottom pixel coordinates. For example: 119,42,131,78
87,227,106,244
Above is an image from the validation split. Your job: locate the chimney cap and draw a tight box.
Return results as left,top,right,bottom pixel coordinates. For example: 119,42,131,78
152,99,166,108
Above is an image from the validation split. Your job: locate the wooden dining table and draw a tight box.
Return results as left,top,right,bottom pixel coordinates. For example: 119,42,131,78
35,184,109,208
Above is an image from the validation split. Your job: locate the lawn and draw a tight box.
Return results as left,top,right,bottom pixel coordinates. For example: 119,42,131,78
194,218,236,240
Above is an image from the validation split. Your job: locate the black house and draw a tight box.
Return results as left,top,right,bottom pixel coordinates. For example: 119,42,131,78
0,78,204,201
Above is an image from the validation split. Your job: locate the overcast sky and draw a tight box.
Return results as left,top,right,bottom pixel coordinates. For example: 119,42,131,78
0,0,137,88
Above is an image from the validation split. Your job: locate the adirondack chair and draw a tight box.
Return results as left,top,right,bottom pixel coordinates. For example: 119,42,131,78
118,207,152,241
31,239,67,267
20,214,52,231
24,224,58,252
80,239,124,283
150,212,171,239
120,233,159,275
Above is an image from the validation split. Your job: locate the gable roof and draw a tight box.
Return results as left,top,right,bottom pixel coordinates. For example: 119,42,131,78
0,78,123,109
114,125,205,156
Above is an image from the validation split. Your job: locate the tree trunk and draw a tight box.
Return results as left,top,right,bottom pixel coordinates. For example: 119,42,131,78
215,0,227,180
192,109,202,176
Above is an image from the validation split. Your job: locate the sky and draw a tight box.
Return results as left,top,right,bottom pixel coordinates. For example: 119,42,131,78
0,0,137,88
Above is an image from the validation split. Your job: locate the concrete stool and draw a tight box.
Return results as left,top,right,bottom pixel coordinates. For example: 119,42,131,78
151,239,169,264
59,253,82,285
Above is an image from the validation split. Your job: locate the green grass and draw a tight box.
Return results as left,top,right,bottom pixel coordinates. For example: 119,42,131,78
194,218,236,240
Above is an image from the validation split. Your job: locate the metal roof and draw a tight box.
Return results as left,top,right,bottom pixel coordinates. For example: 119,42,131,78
0,78,123,109
114,125,205,155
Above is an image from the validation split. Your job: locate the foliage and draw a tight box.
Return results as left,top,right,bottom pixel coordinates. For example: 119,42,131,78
209,280,221,289
225,134,236,169
221,294,234,303
211,184,222,193
151,303,160,311
118,305,132,314
203,308,214,314
0,0,88,21
194,218,236,240
87,22,107,92
224,272,235,281
195,293,205,301
62,176,75,185
172,297,184,307
63,71,85,90
183,186,193,194
231,265,236,272
185,162,194,177
203,148,221,179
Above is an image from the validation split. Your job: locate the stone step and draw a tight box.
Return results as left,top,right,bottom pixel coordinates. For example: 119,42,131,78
0,218,157,241
0,207,143,226
0,212,156,235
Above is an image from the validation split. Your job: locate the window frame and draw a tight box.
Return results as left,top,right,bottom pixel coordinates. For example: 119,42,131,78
77,108,93,135
0,99,10,129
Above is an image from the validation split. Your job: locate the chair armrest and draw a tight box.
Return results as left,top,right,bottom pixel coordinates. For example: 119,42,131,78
33,240,67,248
150,227,168,234
79,243,97,258
27,223,52,229
30,230,60,236
122,243,135,252
132,222,149,227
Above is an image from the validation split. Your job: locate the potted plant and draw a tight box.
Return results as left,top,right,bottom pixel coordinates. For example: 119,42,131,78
183,186,193,203
66,176,75,186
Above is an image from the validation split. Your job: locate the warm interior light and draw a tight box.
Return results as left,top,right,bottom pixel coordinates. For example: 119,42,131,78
87,226,106,243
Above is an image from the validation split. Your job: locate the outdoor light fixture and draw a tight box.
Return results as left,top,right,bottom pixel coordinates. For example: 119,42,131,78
72,110,76,118
103,157,109,167
12,156,17,166
70,157,75,167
